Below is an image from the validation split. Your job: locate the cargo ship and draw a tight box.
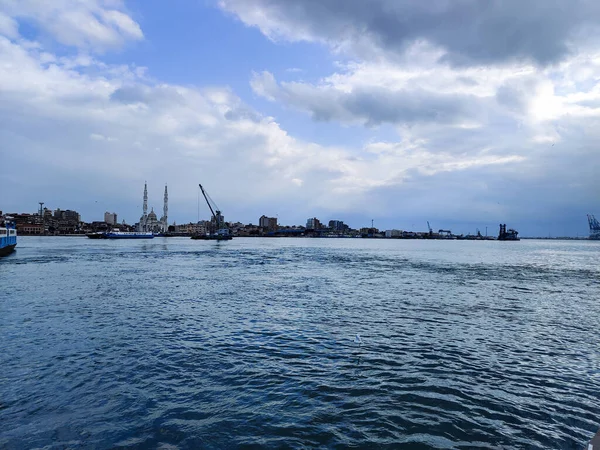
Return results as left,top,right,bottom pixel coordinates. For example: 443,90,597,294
0,220,17,256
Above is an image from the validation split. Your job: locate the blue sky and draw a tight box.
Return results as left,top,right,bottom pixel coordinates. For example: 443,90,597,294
1,0,599,236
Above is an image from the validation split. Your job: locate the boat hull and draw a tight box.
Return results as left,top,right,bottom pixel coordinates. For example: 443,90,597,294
105,234,154,239
86,233,106,239
0,243,16,257
191,235,233,240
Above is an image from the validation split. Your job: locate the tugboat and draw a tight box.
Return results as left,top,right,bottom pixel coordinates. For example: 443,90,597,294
498,223,520,241
191,183,233,241
0,219,17,256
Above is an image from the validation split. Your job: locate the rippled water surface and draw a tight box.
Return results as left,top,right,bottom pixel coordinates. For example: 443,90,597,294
2,237,600,449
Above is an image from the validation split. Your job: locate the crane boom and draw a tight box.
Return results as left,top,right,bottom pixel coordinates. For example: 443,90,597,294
191,183,232,240
199,184,218,222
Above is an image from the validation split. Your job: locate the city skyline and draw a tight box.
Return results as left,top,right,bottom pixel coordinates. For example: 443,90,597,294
3,183,596,237
1,1,599,237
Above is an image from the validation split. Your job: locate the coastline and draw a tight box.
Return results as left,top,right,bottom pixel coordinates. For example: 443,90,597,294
16,234,596,241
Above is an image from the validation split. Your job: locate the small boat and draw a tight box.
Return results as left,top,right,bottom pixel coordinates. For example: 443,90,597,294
105,229,154,239
191,183,233,241
0,220,17,256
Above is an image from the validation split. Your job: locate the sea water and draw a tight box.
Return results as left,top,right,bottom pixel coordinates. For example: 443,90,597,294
1,237,599,448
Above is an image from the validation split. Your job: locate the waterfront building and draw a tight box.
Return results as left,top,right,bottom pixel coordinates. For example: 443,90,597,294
186,221,208,235
16,223,44,235
53,209,80,223
146,208,159,232
306,217,322,230
385,229,402,238
259,215,278,232
43,208,53,223
104,212,118,225
328,220,349,232
138,182,169,233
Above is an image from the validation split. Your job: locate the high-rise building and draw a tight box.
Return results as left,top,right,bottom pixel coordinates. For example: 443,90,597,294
104,212,118,225
306,217,322,230
328,220,348,231
259,215,278,231
63,210,80,223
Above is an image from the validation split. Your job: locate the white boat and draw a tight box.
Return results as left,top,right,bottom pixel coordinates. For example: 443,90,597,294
105,229,154,239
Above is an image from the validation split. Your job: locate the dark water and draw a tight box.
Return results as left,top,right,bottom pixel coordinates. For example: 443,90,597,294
2,237,600,449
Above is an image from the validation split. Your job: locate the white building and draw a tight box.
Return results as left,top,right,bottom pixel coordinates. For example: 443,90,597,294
104,212,117,226
138,182,169,233
385,229,403,238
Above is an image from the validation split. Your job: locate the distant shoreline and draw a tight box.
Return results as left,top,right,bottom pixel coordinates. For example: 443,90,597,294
15,234,596,241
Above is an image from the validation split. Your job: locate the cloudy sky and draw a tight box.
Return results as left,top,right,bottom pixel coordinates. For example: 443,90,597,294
1,0,599,236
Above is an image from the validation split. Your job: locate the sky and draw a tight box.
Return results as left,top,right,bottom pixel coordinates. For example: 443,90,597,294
1,0,599,237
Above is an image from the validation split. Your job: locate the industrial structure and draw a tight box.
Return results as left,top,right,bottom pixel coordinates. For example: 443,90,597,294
588,214,600,240
191,183,231,240
498,224,520,241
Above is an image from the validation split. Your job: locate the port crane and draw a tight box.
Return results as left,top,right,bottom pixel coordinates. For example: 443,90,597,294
588,214,600,240
199,184,222,229
193,184,232,240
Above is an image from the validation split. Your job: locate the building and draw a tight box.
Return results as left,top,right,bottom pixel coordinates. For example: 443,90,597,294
16,223,44,235
104,212,118,225
52,209,80,223
43,208,53,223
187,221,208,235
385,229,402,238
306,217,322,230
259,215,278,232
138,182,169,233
328,220,349,232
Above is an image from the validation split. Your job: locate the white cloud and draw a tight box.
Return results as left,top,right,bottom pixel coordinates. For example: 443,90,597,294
0,0,143,51
0,11,19,39
1,1,599,236
220,0,600,66
0,33,535,226
90,133,115,141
